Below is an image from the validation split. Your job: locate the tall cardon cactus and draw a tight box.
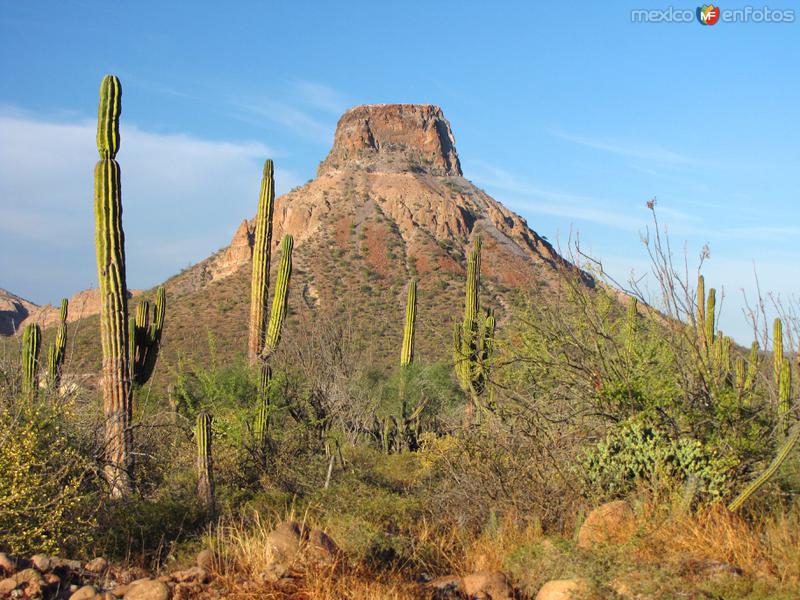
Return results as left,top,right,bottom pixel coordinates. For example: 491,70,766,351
196,411,215,512
130,286,166,384
47,299,68,390
94,75,132,498
399,279,420,450
247,160,276,362
778,358,793,433
452,236,495,414
704,287,716,353
254,364,271,453
22,323,42,397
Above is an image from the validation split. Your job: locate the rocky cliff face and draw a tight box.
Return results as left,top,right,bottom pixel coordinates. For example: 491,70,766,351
0,289,37,335
318,104,462,177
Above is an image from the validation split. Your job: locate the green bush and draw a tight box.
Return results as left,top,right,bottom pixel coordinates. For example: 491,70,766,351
582,414,738,501
0,399,98,555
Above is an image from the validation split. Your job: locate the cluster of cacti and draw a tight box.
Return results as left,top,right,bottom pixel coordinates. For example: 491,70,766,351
22,323,42,397
47,299,68,390
129,286,166,385
94,75,133,499
452,237,495,413
195,411,215,512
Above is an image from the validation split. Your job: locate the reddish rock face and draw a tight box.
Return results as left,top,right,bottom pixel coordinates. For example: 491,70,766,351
318,104,462,177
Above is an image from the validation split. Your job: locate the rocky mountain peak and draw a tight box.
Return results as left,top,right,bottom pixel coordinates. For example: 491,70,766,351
318,104,462,177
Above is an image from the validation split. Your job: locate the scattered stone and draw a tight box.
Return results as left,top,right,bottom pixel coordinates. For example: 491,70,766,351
0,553,14,576
122,579,169,600
195,550,214,571
171,567,208,584
43,573,61,587
85,558,109,574
70,585,98,600
536,579,589,600
110,584,130,597
0,578,17,595
461,570,513,600
577,500,636,550
13,568,43,586
307,529,341,565
265,521,304,563
31,555,51,573
426,574,461,597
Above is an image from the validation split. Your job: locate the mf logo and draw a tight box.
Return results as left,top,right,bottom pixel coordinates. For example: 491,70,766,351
697,4,721,25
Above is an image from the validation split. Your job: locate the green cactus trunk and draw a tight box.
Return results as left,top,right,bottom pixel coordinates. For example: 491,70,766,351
22,323,42,397
696,275,706,346
779,358,793,433
744,341,759,392
247,160,276,362
254,364,271,452
728,422,800,512
130,286,166,385
399,280,417,450
263,235,293,359
47,298,68,390
94,75,132,499
735,357,746,394
196,411,215,512
773,318,784,387
704,288,716,353
452,236,495,415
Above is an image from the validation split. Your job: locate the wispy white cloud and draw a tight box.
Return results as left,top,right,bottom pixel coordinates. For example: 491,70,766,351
232,99,335,144
0,108,300,304
550,129,692,165
466,159,647,231
294,80,351,114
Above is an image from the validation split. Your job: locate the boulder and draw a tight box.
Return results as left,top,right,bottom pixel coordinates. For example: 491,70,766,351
122,579,170,600
536,579,589,600
0,578,17,595
70,585,99,600
461,570,513,599
196,550,214,571
307,528,341,565
426,574,461,597
265,521,304,563
30,554,51,573
85,558,109,574
577,500,636,550
0,553,14,576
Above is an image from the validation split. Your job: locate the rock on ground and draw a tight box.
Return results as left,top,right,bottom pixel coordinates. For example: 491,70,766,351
577,500,636,550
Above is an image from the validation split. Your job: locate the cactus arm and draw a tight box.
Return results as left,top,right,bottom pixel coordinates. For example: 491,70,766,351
773,318,784,387
47,298,69,389
262,235,293,359
196,411,215,511
704,288,716,352
728,423,800,512
22,323,42,397
696,275,706,345
247,160,276,362
400,279,417,367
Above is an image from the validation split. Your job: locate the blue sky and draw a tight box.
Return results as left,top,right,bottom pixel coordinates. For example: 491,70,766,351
1,1,798,343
